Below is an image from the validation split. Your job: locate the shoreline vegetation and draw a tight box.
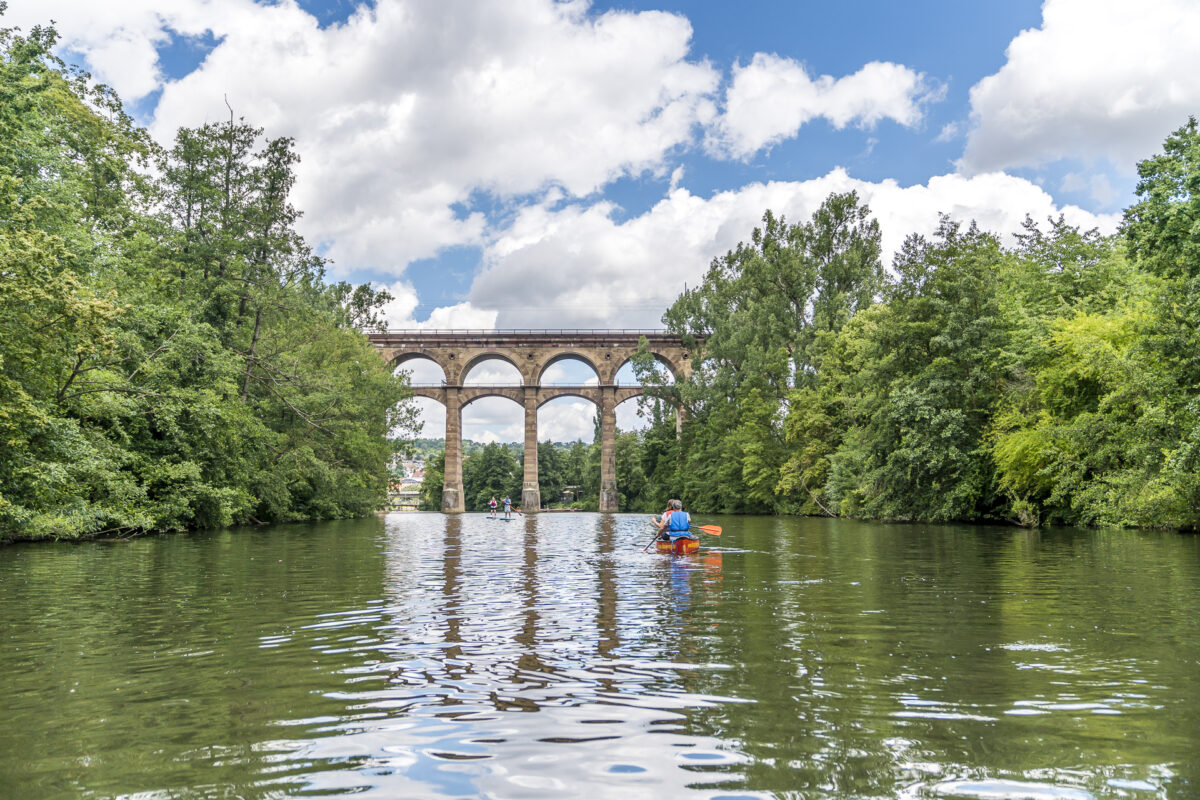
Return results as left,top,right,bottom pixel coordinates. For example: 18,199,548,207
4,17,1200,542
1,20,411,543
422,122,1200,532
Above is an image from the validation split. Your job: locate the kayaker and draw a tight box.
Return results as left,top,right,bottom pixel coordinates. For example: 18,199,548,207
655,499,695,543
488,496,498,517
502,495,512,519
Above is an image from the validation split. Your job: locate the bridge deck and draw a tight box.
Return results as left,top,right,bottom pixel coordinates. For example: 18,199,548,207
368,329,686,348
365,329,693,513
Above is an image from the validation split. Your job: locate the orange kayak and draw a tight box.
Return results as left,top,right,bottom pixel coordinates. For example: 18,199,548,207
656,538,699,555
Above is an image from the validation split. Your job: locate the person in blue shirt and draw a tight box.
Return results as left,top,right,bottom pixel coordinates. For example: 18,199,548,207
502,496,512,519
654,499,694,542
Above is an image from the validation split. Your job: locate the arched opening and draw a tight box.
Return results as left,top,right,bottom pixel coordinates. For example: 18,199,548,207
613,394,681,513
406,396,446,439
391,395,444,511
463,357,523,386
537,395,598,443
462,395,524,443
616,394,652,432
614,355,676,387
536,395,598,509
539,355,599,386
393,356,447,467
460,395,525,512
394,354,445,386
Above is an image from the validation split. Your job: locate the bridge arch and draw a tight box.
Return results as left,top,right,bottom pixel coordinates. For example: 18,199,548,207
536,387,601,408
461,386,525,407
390,349,444,370
538,353,600,385
462,353,526,386
369,330,696,513
394,353,446,389
614,354,679,387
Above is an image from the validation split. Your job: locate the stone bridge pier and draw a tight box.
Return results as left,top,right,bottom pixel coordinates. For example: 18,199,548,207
366,330,693,513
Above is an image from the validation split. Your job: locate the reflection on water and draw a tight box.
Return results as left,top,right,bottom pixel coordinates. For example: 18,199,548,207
1,514,1199,798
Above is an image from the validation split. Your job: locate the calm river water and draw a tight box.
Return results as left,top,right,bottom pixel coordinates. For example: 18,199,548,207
2,514,1199,799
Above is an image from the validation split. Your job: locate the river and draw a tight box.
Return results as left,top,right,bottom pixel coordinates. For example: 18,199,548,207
1,514,1198,799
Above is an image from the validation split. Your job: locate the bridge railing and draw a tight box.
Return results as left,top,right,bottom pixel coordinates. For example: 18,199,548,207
375,328,671,335
405,381,662,388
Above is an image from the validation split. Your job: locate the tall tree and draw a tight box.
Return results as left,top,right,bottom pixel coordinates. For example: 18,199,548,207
0,19,412,540
537,441,565,507
462,443,521,511
662,192,883,513
1119,117,1200,526
824,219,1010,521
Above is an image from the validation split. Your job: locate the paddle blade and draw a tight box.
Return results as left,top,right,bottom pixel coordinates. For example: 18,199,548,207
694,524,722,536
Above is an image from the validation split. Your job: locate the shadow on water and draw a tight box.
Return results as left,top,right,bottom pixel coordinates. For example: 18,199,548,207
1,514,1198,798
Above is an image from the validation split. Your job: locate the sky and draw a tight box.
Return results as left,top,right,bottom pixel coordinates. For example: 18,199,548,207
8,0,1200,443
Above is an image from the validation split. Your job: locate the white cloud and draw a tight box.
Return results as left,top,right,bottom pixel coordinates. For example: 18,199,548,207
377,281,498,330
394,357,444,386
378,281,420,327
462,397,523,444
4,0,227,100
542,362,599,385
1060,171,1119,207
403,396,445,439
708,54,939,159
935,121,961,143
538,398,598,443
13,0,719,278
616,398,652,432
470,168,1120,328
150,0,716,276
463,361,522,385
961,0,1200,173
421,302,498,331
669,165,686,191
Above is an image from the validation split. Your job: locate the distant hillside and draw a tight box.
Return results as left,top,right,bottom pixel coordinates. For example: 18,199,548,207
396,437,589,459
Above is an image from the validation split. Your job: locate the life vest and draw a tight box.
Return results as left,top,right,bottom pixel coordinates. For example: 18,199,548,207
666,510,695,539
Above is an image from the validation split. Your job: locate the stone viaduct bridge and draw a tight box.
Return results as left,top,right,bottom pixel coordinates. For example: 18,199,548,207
366,330,693,513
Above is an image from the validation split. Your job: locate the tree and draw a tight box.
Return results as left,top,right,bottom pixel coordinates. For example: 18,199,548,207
615,431,649,511
419,452,445,511
537,441,564,507
662,192,883,513
0,18,413,540
462,443,521,511
824,219,1011,521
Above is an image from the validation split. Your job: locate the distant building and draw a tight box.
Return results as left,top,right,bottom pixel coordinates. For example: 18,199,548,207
387,476,423,511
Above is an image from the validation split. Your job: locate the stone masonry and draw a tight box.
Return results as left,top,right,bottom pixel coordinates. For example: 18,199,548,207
366,330,693,513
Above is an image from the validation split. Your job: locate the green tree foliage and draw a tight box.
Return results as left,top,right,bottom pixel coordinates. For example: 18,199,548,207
657,121,1200,529
822,220,1011,521
1122,117,1200,524
537,441,564,505
418,452,445,511
462,443,522,511
662,192,884,513
0,20,412,540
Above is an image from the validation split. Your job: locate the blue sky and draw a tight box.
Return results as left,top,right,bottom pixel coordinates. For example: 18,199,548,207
9,0,1198,441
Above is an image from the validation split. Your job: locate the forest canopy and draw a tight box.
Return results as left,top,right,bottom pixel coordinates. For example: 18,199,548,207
0,20,412,541
467,119,1200,530
635,120,1200,529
